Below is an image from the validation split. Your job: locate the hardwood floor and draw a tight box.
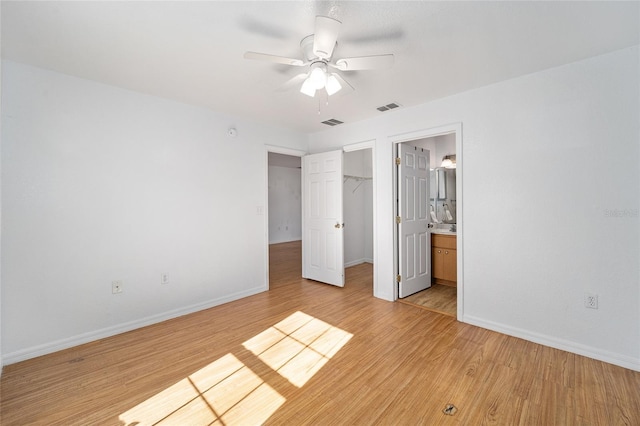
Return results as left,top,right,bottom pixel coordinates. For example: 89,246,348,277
2,240,639,425
398,284,457,317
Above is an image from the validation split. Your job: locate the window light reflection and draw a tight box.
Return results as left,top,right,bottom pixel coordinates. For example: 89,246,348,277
243,311,353,387
119,311,352,425
119,354,285,425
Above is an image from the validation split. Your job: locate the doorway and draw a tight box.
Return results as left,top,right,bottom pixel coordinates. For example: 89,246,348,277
265,145,376,291
392,124,462,319
343,148,374,292
265,147,305,288
266,143,377,293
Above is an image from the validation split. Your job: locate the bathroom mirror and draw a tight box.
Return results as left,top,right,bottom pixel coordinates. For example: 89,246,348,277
429,168,456,223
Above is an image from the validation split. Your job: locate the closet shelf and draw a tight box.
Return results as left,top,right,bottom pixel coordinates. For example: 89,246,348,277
343,174,372,193
343,174,372,181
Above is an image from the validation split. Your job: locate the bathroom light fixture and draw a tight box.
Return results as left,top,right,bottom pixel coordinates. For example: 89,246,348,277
300,62,342,97
441,154,456,169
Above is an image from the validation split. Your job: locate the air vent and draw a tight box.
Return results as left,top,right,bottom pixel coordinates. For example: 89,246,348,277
377,102,401,112
321,119,344,126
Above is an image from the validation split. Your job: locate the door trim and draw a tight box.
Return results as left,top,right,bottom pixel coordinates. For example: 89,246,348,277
389,123,463,319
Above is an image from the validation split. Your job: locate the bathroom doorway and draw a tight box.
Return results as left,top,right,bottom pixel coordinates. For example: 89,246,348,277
393,126,461,318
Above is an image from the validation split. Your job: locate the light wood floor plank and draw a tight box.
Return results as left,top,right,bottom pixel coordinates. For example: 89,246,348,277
1,240,639,425
398,283,457,317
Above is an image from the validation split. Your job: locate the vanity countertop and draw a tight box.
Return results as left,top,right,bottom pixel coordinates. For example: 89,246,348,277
431,229,457,236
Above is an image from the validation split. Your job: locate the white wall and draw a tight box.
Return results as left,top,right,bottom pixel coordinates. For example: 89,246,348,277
268,165,302,244
309,46,640,371
0,60,307,363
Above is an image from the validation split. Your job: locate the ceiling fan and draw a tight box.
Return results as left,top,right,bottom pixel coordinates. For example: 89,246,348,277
244,16,394,98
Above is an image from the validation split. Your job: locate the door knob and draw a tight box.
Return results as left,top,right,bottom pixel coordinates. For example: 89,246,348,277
334,223,344,229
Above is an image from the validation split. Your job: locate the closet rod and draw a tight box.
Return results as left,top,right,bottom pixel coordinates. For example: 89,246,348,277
343,174,372,193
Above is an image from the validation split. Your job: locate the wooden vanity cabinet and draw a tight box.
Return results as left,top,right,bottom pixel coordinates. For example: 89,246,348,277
431,234,457,286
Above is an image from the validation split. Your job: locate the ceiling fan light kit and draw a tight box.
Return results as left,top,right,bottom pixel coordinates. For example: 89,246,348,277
299,62,343,97
300,76,317,97
244,15,394,101
325,74,342,96
309,63,328,89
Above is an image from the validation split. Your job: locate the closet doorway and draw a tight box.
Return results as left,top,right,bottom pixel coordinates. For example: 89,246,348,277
265,144,376,294
343,147,374,293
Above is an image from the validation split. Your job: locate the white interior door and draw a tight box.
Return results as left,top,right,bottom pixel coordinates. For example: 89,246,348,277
398,143,431,298
302,150,345,287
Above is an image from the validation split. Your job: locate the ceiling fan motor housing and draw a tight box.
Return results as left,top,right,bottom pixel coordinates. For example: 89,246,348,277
300,34,336,62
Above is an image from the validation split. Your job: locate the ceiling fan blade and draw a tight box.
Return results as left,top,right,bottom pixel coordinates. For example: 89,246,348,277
276,73,308,92
333,54,394,71
244,52,305,66
313,16,341,60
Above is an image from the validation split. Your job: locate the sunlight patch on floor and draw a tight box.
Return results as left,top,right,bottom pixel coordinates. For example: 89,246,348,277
243,311,353,387
119,311,352,425
119,353,284,425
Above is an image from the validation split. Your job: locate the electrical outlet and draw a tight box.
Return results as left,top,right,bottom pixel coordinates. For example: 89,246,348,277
161,273,169,285
584,293,598,309
112,280,123,294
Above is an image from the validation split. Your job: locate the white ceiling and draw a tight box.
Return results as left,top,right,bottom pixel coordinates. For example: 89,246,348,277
2,1,638,133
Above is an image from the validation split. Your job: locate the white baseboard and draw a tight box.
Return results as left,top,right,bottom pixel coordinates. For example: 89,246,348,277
3,286,268,365
345,258,373,268
463,314,640,372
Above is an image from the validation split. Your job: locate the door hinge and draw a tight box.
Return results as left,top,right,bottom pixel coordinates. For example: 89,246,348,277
395,157,401,165
396,216,401,224
396,274,402,283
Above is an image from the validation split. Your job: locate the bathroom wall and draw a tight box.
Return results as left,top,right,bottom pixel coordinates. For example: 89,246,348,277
411,136,457,223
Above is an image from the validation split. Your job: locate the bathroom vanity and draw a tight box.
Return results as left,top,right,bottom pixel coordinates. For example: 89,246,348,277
431,233,457,286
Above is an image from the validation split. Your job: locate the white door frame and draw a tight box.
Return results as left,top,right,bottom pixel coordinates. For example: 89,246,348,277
390,123,463,319
264,145,307,289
